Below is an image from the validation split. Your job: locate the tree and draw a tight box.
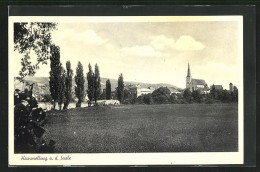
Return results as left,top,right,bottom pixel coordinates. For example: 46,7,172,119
123,89,131,104
192,90,202,103
143,93,153,104
94,64,101,104
42,94,53,103
151,87,171,104
218,89,232,103
14,22,57,81
57,66,66,110
130,92,137,104
14,91,55,153
117,73,124,103
106,79,112,100
232,86,238,102
183,88,193,103
75,62,85,107
49,45,61,109
137,93,154,105
63,61,73,109
170,93,178,104
87,63,94,106
99,89,106,100
123,89,130,100
210,84,217,99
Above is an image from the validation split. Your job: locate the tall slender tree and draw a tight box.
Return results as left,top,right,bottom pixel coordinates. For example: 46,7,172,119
117,73,124,103
57,66,66,110
75,62,85,107
87,63,94,106
49,45,61,109
106,79,111,100
94,64,101,104
63,61,73,109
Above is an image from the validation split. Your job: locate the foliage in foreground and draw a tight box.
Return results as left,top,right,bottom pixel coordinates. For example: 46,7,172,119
14,88,55,153
14,22,57,80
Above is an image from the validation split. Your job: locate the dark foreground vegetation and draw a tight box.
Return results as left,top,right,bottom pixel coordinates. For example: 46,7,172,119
44,103,238,153
14,88,55,153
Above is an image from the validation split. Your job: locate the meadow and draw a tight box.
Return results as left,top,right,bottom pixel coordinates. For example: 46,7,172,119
43,103,238,153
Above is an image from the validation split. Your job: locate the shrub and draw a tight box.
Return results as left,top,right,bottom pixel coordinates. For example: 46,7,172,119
183,89,193,103
14,91,55,153
136,95,144,104
143,94,153,104
42,94,53,103
151,87,171,104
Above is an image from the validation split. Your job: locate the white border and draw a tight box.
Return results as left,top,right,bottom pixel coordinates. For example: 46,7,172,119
8,16,244,166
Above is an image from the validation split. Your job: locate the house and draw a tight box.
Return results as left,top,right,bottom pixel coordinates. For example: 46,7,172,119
210,85,223,91
168,87,181,94
126,84,155,97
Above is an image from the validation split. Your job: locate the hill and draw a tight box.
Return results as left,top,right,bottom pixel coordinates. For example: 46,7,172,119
14,77,182,95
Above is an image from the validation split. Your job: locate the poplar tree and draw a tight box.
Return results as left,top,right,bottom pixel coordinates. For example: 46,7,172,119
94,64,101,104
87,63,94,106
106,79,111,100
49,45,61,109
57,66,66,110
63,61,73,109
117,73,124,103
75,62,85,107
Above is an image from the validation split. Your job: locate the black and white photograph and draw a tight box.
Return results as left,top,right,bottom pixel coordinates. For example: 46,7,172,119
8,15,243,165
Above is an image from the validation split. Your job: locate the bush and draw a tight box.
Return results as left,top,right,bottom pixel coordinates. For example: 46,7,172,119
14,91,55,153
151,87,171,104
42,94,53,102
183,89,193,103
136,95,144,104
143,94,153,105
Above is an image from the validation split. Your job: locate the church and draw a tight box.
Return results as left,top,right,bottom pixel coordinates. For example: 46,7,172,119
186,62,209,93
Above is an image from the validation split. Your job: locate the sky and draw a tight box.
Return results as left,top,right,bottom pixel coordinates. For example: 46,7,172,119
13,19,241,89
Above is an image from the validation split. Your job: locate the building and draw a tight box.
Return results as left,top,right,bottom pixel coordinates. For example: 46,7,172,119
126,84,155,97
210,85,223,91
186,62,209,93
168,87,181,94
229,83,234,92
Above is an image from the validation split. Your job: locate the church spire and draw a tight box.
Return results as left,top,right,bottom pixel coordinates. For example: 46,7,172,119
187,61,191,77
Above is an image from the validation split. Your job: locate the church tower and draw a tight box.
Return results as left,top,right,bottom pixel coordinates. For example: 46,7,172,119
186,62,192,90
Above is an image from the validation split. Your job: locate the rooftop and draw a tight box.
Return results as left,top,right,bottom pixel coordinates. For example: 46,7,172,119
192,79,206,85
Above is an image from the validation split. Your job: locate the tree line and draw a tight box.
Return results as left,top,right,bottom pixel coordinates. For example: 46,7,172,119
132,86,238,105
49,44,239,109
48,44,126,110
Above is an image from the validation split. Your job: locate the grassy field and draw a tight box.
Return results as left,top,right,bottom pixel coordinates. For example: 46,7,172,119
43,103,238,153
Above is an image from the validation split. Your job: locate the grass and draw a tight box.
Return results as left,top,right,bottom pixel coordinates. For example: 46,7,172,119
43,103,238,153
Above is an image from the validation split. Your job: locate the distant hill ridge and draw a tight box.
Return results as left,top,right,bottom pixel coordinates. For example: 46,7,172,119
14,76,182,93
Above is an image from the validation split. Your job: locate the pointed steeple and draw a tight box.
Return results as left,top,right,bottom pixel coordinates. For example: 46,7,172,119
187,61,191,77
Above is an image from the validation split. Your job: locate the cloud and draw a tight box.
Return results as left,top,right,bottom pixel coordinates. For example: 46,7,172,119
150,35,205,51
150,35,175,50
71,30,107,45
121,45,162,57
174,35,205,51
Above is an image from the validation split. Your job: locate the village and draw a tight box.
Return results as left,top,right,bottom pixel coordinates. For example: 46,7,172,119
14,61,238,111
